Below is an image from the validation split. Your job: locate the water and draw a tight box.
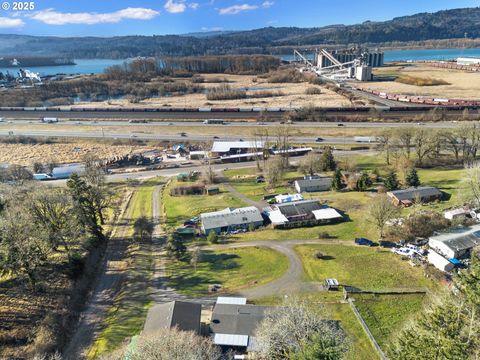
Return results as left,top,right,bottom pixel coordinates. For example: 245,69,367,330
0,58,127,76
1,48,480,77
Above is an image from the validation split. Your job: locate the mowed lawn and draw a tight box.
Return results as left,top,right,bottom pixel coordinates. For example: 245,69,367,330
353,293,428,354
163,180,246,228
296,244,436,291
165,246,289,297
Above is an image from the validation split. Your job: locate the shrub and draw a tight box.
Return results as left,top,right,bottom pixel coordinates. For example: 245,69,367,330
66,252,85,279
207,231,219,244
305,87,322,95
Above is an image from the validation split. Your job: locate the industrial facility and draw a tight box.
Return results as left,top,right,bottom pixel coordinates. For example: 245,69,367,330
293,47,383,82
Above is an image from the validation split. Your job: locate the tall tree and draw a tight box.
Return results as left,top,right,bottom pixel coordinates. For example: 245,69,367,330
405,168,421,188
368,195,400,238
320,147,336,171
384,170,400,191
331,169,344,191
299,153,321,176
67,174,104,241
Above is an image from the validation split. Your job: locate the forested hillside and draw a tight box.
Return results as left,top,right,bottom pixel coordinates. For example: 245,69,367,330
0,7,479,58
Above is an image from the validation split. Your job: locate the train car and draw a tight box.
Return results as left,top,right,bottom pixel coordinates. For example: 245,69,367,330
199,107,212,112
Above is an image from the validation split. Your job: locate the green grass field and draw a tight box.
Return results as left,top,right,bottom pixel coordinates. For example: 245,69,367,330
353,293,428,354
88,180,160,358
296,244,436,291
165,246,289,297
162,179,246,228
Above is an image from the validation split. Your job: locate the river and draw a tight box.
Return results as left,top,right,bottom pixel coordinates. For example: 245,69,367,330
1,48,480,76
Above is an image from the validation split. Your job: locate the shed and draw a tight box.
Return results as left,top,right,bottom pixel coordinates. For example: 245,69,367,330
207,187,220,195
387,186,442,206
294,177,332,193
274,193,304,204
428,250,455,272
444,208,470,221
143,301,201,334
429,224,480,259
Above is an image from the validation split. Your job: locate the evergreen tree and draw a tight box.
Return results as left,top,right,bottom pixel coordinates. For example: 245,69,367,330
331,169,344,191
320,147,336,171
166,234,187,260
405,168,421,187
207,231,219,244
384,170,400,191
355,172,372,192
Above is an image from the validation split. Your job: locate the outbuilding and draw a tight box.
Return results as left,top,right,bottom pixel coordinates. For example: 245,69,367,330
427,250,455,272
387,186,442,206
143,301,202,335
294,176,332,193
429,224,480,259
200,206,264,235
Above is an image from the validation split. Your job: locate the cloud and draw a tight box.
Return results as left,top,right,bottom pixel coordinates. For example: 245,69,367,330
189,3,199,10
219,4,258,15
262,1,274,8
201,26,224,31
30,7,159,25
164,0,186,13
0,17,24,28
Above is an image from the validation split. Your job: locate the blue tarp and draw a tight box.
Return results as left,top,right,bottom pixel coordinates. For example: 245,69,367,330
449,258,462,266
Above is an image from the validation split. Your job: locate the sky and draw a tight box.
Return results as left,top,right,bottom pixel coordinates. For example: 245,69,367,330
0,0,478,37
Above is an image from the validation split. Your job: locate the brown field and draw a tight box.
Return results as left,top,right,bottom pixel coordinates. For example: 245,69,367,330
363,63,480,99
72,73,352,109
0,140,155,166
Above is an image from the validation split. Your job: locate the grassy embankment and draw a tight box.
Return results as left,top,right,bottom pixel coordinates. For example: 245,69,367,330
88,178,162,358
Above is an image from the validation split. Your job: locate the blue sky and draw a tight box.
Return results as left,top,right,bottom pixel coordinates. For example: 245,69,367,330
0,0,478,36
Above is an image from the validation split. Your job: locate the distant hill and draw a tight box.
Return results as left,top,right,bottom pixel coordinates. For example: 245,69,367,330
0,7,479,58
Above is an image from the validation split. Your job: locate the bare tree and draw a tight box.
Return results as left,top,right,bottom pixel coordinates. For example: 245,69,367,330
254,297,349,360
413,129,435,166
378,129,393,165
190,246,202,272
299,152,321,176
463,163,480,207
368,195,401,238
265,156,285,187
274,123,292,168
101,328,222,360
395,128,414,160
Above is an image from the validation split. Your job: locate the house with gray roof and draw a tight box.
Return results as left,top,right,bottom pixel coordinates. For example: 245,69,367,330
294,176,332,193
387,186,442,206
429,224,480,259
200,206,264,235
143,301,202,335
209,299,273,351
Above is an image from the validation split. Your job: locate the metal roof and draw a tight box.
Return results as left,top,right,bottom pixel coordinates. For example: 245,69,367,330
274,200,323,218
201,207,263,231
313,208,343,220
214,334,249,347
210,304,272,337
387,187,442,201
275,194,304,204
143,301,201,334
211,141,264,153
295,177,332,189
429,224,480,252
217,297,247,305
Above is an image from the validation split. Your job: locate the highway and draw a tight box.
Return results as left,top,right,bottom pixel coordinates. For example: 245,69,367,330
0,128,368,144
0,118,468,129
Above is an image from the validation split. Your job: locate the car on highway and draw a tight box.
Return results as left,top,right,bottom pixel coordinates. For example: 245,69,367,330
180,132,187,137
315,137,324,142
0,118,3,122
337,123,345,127
213,136,219,139
130,134,137,138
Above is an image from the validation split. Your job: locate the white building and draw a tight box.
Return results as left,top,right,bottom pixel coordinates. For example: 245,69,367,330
428,250,455,272
429,224,480,259
444,208,470,221
274,193,304,204
457,57,480,66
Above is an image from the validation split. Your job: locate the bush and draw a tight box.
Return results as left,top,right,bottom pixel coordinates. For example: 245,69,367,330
66,252,85,279
305,87,322,95
206,85,246,100
207,231,219,244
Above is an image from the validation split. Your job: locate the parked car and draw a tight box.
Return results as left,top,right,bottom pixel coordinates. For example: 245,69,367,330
355,237,374,246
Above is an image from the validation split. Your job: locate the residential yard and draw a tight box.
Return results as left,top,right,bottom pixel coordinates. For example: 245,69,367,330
88,180,159,358
296,244,437,291
162,179,246,228
165,246,289,297
353,293,428,354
